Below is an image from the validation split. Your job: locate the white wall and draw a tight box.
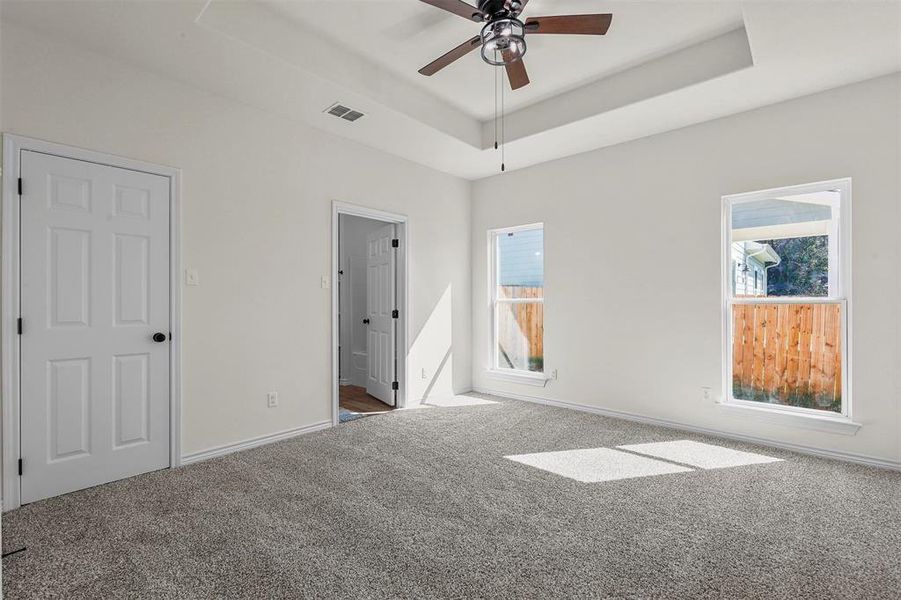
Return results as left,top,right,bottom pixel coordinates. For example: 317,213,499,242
0,25,472,457
338,215,386,388
472,74,901,465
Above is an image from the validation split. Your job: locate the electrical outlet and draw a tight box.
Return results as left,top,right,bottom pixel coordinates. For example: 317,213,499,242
321,276,330,289
185,268,199,286
701,386,713,402
551,368,559,380
421,368,428,380
267,392,278,408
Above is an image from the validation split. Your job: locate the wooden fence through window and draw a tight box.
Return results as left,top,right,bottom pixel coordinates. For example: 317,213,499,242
732,302,842,410
499,286,543,361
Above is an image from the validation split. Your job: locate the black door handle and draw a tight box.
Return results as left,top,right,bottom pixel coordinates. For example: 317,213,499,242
152,332,167,343
362,318,370,325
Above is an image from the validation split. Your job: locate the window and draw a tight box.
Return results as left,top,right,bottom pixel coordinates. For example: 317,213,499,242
723,180,850,417
490,224,544,376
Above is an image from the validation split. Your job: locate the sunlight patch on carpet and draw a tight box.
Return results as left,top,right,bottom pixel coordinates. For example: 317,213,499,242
422,395,499,408
506,448,693,483
617,440,782,469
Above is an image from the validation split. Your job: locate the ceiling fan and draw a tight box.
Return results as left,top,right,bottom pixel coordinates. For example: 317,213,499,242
417,0,613,90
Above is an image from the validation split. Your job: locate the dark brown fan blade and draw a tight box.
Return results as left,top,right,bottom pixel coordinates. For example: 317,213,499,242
524,14,613,35
419,36,481,76
418,0,484,22
502,52,530,90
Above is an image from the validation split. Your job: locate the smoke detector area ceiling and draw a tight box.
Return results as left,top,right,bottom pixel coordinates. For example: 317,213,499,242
3,0,899,180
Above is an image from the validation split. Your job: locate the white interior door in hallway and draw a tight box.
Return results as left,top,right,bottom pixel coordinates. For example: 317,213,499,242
19,150,171,503
365,223,396,405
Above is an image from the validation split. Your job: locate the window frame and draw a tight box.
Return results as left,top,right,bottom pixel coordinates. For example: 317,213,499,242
721,179,852,420
487,222,547,384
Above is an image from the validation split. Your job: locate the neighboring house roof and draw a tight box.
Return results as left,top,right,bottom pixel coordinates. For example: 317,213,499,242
739,241,781,265
732,198,833,242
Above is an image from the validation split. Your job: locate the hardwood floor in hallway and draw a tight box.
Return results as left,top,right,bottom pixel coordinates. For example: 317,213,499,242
339,385,394,414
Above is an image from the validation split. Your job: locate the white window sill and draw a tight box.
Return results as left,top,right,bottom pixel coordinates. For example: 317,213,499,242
717,400,861,435
485,369,549,387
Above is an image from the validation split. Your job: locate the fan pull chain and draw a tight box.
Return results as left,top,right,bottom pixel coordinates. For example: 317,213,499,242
501,66,505,173
494,56,499,151
492,51,506,174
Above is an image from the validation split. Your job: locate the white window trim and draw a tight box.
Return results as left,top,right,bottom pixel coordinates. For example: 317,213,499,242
716,398,860,435
485,368,549,387
487,223,548,386
720,178,855,426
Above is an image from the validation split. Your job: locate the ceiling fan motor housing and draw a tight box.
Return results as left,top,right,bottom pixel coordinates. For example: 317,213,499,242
477,0,519,20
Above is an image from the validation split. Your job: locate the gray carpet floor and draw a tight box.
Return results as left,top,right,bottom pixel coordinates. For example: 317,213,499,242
3,395,900,599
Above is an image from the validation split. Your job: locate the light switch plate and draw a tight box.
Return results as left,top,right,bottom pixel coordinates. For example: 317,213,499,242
321,276,330,289
185,268,199,286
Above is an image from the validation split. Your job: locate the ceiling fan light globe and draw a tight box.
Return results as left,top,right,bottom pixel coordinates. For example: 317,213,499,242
481,42,525,66
480,18,526,66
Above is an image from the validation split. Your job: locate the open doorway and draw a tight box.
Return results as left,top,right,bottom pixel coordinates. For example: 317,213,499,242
332,203,407,425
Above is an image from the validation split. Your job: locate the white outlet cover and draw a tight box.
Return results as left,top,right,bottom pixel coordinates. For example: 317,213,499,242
321,276,330,289
267,392,278,407
185,268,199,286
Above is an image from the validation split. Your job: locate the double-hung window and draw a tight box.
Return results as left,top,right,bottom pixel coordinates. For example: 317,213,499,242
723,179,850,418
489,224,544,378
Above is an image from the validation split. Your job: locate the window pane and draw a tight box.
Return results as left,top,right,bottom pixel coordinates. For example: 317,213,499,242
731,302,842,413
731,190,837,297
497,301,543,372
497,228,543,299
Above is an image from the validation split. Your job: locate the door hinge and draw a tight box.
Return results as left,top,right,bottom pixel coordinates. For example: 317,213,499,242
391,381,399,391
391,309,399,319
391,238,399,248
17,178,22,196
17,317,22,335
17,458,22,476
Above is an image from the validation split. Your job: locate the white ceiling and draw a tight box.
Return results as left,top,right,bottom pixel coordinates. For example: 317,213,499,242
266,0,747,120
1,1,900,180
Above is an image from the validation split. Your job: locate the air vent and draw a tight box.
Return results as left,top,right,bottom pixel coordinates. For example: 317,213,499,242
327,104,351,118
324,103,365,123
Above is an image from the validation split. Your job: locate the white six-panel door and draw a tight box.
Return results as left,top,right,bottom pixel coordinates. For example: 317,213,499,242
19,150,170,503
365,224,396,406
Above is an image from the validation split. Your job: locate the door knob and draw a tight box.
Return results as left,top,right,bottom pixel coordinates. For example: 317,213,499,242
362,318,370,325
152,332,167,343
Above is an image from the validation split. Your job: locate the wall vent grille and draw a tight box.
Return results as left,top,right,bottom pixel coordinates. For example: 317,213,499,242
324,103,365,122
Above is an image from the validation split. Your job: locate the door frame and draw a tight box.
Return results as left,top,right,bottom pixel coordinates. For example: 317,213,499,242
1,134,182,511
331,201,408,425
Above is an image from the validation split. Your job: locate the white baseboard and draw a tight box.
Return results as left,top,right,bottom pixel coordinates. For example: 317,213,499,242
470,387,901,471
180,420,332,466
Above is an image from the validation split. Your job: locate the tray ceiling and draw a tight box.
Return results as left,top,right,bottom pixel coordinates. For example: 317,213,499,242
2,0,899,179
